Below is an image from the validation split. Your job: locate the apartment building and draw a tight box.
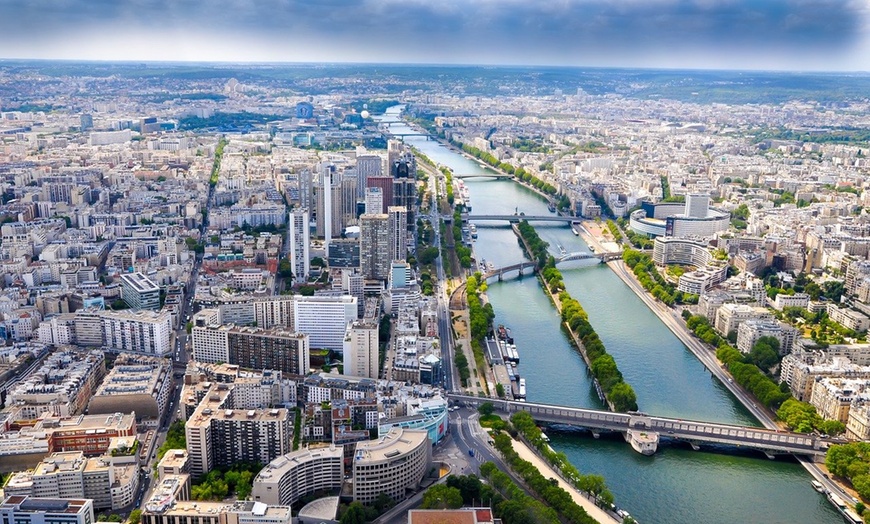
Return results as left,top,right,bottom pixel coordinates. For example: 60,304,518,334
343,321,379,380
251,446,343,506
88,353,173,425
120,271,161,311
0,496,94,524
352,427,430,504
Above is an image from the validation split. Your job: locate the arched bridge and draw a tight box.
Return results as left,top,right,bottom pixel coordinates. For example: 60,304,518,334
451,395,828,459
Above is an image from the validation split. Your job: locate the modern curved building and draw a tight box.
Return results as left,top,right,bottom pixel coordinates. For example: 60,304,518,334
630,195,730,239
652,237,727,295
352,427,431,504
251,446,344,506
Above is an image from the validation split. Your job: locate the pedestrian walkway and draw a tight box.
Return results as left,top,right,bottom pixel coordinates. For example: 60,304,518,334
509,438,621,524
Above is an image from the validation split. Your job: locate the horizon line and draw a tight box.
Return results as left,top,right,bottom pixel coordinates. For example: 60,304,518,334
0,56,868,76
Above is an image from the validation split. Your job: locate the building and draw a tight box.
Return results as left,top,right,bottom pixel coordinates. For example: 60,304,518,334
652,236,713,267
120,272,161,311
328,239,361,269
780,354,870,401
228,327,310,375
6,349,105,419
0,496,94,524
365,177,393,214
0,412,136,460
143,495,292,524
343,321,379,380
253,296,295,330
2,451,139,510
714,304,774,338
387,206,408,264
360,213,390,281
157,450,190,480
629,198,730,239
87,353,173,426
251,446,343,506
293,295,357,352
810,378,867,425
736,320,798,355
357,155,383,197
185,383,292,478
352,427,431,504
408,508,497,524
827,305,870,332
364,187,383,215
192,324,310,375
101,309,173,356
773,293,811,311
288,208,310,284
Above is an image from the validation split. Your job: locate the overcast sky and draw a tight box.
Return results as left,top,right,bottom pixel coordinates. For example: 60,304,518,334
1,0,869,71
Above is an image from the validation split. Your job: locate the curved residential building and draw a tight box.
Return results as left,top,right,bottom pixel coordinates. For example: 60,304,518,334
653,237,713,267
352,427,431,504
630,196,730,239
251,446,344,506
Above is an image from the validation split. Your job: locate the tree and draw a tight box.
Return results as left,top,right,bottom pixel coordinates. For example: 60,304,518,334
478,402,495,417
340,502,367,524
128,509,142,524
496,383,505,398
748,336,781,370
421,484,463,509
609,382,638,412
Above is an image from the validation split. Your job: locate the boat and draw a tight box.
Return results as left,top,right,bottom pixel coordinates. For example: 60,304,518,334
571,226,579,236
517,378,527,399
469,224,478,239
626,429,659,455
811,480,826,493
547,202,556,213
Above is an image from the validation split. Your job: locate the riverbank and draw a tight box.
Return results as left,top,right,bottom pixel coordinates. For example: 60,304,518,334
506,433,621,524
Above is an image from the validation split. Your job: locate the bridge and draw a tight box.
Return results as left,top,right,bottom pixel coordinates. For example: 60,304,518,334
479,253,620,283
466,214,580,223
453,172,514,180
450,395,827,459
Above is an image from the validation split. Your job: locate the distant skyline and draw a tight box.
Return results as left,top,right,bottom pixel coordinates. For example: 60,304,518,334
0,0,869,72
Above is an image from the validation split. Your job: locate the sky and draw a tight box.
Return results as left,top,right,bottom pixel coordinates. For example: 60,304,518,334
0,0,869,71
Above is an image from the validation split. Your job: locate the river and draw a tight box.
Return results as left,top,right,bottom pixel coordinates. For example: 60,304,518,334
379,107,840,524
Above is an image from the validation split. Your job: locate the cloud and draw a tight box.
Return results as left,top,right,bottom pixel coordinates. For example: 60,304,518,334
0,0,867,70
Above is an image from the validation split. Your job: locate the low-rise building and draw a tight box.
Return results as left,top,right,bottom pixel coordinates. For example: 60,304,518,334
773,293,810,311
827,305,870,332
0,496,94,524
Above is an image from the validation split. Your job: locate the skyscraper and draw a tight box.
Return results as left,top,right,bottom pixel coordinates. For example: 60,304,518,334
289,208,310,283
356,154,383,198
387,206,408,263
360,213,390,281
316,164,341,254
343,320,379,379
365,176,393,214
364,187,383,215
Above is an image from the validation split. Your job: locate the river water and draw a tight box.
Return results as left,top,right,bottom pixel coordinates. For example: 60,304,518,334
380,108,840,524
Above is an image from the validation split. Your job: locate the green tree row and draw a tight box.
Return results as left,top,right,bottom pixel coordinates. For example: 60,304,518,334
685,313,845,434
511,412,615,507
191,463,260,500
826,443,870,504
516,220,551,269
209,137,227,186
454,140,558,195
561,292,638,412
489,433,599,524
156,420,186,462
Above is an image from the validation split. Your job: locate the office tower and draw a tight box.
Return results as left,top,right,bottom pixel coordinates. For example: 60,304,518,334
298,169,313,211
387,206,408,263
341,173,358,228
392,178,417,217
80,114,93,131
360,213,391,281
365,187,383,215
356,154,383,197
120,272,160,310
684,193,710,218
343,320,379,379
316,164,341,254
293,295,358,351
288,208,310,283
387,140,403,171
365,176,393,214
